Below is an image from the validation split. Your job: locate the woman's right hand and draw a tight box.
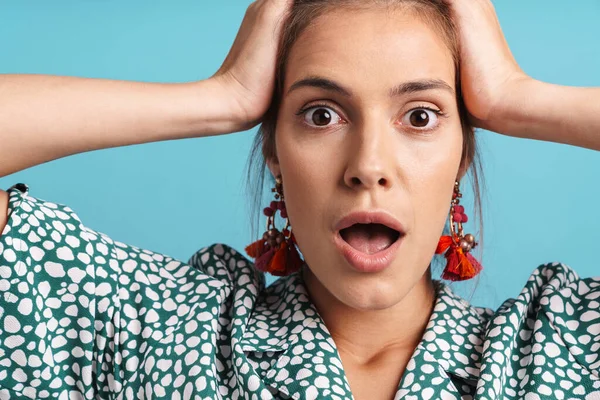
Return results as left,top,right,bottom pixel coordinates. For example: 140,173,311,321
0,2,292,178
210,0,293,131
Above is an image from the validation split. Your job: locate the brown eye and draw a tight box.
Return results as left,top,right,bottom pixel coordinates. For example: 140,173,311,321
304,106,341,127
410,110,429,127
312,109,331,125
402,108,440,130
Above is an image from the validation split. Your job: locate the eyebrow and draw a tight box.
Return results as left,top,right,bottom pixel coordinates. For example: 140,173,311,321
287,75,455,97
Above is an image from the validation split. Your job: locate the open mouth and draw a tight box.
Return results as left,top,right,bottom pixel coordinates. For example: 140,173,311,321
339,223,402,255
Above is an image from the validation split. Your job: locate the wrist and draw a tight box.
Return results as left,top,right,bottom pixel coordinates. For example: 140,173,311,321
480,74,540,136
179,78,257,137
206,74,262,133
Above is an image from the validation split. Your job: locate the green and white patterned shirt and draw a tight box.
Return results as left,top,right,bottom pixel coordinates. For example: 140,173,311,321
1,183,599,399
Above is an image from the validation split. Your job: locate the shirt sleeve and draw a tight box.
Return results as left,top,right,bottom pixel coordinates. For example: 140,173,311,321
0,184,228,399
536,263,600,378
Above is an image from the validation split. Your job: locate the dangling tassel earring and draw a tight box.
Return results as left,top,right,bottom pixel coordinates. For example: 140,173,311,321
435,180,483,281
245,176,304,276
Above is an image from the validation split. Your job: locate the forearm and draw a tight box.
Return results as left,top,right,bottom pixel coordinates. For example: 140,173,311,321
487,78,600,151
0,74,243,177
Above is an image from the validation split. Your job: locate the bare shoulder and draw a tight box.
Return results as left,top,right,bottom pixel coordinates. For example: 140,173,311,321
0,189,8,236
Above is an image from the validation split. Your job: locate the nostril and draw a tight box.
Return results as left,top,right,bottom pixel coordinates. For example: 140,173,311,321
351,177,361,186
378,178,387,186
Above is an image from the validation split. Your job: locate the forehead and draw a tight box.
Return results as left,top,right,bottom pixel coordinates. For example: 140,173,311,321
284,7,455,95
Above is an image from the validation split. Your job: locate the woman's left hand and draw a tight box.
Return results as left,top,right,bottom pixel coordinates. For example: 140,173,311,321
443,0,530,129
446,0,600,151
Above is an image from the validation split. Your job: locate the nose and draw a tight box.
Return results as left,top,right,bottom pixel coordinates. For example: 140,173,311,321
343,119,395,191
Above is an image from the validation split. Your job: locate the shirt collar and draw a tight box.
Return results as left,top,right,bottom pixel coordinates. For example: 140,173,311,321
238,269,492,398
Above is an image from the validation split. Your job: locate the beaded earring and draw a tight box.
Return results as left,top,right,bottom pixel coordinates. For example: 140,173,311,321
435,180,483,281
245,176,304,276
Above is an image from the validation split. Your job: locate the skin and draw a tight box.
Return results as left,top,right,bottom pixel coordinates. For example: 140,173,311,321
267,7,465,397
0,0,599,398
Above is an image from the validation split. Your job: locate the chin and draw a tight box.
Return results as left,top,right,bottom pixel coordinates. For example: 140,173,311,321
329,265,420,311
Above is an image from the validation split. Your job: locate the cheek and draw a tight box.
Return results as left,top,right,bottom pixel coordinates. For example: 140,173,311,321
409,132,464,243
274,126,332,225
272,122,352,266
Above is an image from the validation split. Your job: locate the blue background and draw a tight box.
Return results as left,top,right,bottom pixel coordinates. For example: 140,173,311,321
0,1,598,309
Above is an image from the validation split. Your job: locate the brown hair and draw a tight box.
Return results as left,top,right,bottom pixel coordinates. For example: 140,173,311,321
245,0,485,286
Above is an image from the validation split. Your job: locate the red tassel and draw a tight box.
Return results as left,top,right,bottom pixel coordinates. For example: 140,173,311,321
245,239,266,259
284,243,303,275
246,233,305,276
266,242,305,276
465,252,483,276
269,242,288,275
435,236,454,254
436,235,482,281
440,246,482,281
254,247,275,272
441,248,465,281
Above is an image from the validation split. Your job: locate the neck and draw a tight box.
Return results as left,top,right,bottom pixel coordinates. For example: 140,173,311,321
302,266,436,365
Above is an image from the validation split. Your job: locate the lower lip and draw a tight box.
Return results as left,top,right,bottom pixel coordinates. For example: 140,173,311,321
333,232,404,273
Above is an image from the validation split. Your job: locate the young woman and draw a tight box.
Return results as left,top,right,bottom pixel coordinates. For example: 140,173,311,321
1,0,599,399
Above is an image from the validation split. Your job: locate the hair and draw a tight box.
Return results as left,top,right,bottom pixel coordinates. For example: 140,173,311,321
245,0,485,292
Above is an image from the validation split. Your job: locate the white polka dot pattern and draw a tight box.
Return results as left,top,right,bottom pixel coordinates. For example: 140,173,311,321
0,184,599,399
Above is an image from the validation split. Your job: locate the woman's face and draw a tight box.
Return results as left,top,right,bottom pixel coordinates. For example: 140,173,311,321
268,7,465,310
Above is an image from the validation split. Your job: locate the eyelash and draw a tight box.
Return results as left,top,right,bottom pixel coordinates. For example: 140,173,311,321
401,106,447,133
295,103,335,117
295,103,447,131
